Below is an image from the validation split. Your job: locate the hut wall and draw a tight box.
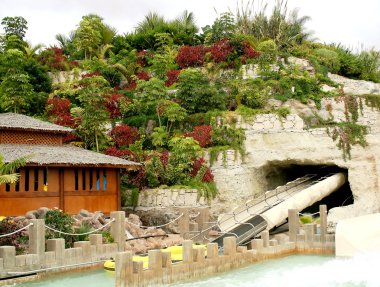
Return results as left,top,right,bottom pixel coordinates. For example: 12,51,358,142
63,168,118,214
0,167,60,216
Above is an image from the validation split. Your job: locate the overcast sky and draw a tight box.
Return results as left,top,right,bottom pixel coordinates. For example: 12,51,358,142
1,0,379,51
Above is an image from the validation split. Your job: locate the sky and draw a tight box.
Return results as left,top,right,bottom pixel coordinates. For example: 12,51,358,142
1,0,379,51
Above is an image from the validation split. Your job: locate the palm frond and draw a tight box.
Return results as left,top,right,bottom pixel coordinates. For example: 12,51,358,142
0,173,19,185
0,155,29,175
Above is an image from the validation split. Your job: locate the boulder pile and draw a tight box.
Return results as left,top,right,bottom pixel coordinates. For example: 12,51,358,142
22,207,182,254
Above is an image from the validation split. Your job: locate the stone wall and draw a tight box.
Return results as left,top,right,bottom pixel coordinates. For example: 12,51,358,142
138,189,208,208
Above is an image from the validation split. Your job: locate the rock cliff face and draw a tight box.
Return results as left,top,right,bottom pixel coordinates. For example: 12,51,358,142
211,93,380,227
135,72,380,229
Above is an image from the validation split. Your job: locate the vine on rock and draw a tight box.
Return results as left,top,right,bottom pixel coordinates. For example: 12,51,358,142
328,95,368,160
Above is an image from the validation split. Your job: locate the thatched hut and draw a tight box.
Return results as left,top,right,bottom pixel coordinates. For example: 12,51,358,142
0,113,140,216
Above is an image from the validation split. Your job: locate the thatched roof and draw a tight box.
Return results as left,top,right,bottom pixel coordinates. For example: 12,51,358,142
0,113,72,133
0,144,141,168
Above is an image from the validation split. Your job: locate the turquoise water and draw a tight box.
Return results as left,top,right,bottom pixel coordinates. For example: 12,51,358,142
10,254,379,287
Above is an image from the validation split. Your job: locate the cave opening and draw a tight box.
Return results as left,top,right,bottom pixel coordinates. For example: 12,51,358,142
263,163,353,213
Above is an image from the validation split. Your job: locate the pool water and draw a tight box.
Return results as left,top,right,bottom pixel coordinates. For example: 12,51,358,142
10,254,379,287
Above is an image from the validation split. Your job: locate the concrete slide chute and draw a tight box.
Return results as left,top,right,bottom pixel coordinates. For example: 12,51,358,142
212,172,346,246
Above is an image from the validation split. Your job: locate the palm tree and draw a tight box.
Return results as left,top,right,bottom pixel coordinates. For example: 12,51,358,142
135,12,166,33
0,153,28,185
24,41,44,59
172,10,198,34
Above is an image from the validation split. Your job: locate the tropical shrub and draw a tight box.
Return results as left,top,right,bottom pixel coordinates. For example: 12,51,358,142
210,39,234,64
176,69,226,113
175,45,208,68
165,69,180,87
109,124,140,147
38,47,78,71
0,218,28,254
45,209,75,248
185,125,212,147
313,48,340,73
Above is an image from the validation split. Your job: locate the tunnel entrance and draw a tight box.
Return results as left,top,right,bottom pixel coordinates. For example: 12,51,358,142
263,163,353,212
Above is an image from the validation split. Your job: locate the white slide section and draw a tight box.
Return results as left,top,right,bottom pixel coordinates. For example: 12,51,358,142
262,172,346,230
336,213,380,257
217,173,346,244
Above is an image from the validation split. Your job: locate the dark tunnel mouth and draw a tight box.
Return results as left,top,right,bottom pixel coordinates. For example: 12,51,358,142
263,163,353,213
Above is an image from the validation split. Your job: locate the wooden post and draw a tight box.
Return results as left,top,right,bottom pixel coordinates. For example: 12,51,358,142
116,169,121,211
288,209,299,242
319,205,327,243
111,211,126,252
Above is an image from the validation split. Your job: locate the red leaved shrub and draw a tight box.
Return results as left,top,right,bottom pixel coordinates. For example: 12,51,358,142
159,150,169,167
191,157,214,183
109,124,140,147
165,70,180,87
185,125,212,148
242,42,260,59
136,50,148,67
104,147,134,158
46,97,77,128
81,71,101,78
105,93,127,119
38,47,78,71
210,39,234,63
136,71,151,81
176,45,208,68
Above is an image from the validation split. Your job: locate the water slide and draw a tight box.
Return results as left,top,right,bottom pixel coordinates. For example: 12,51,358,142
210,172,347,246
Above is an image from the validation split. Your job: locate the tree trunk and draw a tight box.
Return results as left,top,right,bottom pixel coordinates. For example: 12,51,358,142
95,132,99,152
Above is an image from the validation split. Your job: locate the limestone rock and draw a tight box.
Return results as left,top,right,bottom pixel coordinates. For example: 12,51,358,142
329,73,380,95
79,209,91,217
36,207,49,219
25,210,37,219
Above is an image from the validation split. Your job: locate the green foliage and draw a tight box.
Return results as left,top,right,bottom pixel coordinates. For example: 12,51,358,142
202,12,236,44
145,137,201,187
156,99,187,133
0,73,34,113
329,122,368,161
235,0,312,50
357,49,380,82
258,40,278,63
1,16,28,39
76,76,111,151
186,178,218,203
132,78,167,115
275,106,291,118
74,222,91,241
272,68,323,106
101,231,114,244
313,48,340,73
237,78,270,109
0,153,28,185
126,10,198,50
129,188,140,208
45,209,75,248
210,119,246,164
0,217,28,255
177,69,226,113
363,94,380,111
151,126,169,148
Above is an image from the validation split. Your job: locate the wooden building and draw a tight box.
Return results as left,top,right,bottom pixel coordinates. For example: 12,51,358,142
0,113,140,216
